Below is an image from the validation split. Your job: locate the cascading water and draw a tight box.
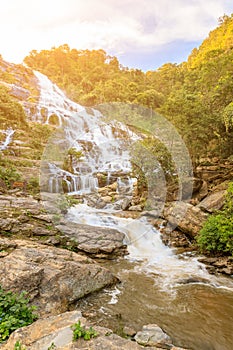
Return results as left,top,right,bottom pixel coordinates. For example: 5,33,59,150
0,128,15,151
36,71,233,350
35,71,137,194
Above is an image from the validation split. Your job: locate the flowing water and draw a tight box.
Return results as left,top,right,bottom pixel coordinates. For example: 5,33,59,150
0,127,15,151
35,71,233,350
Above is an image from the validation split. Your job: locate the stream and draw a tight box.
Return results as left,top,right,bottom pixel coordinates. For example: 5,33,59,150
35,71,233,350
67,203,233,350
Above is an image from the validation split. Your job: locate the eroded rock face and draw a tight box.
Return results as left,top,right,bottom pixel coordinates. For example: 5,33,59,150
0,311,189,350
0,238,117,316
163,202,208,238
197,190,226,213
0,194,127,258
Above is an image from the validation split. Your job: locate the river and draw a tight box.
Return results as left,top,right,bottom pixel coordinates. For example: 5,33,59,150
35,70,233,350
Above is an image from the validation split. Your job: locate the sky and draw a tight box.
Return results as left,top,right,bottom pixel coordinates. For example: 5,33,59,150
1,0,233,71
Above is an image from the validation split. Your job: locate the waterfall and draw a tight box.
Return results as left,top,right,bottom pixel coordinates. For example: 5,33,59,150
36,71,233,293
35,71,138,194
0,128,15,151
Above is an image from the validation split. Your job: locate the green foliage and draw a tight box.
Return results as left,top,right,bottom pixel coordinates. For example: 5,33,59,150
23,15,233,163
57,195,80,213
27,176,40,195
0,286,37,342
0,163,21,188
14,341,27,350
71,320,98,341
0,85,27,129
196,182,233,255
47,343,56,349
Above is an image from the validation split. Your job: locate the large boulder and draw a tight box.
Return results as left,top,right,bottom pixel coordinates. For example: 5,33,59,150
56,220,127,258
163,202,208,237
0,238,117,316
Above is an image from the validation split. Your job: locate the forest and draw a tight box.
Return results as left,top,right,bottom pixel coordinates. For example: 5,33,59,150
23,14,233,164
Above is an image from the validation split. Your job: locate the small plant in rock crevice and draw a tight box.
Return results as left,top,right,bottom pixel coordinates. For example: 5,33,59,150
71,320,98,341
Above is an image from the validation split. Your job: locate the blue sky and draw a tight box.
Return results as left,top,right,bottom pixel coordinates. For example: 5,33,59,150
1,0,233,71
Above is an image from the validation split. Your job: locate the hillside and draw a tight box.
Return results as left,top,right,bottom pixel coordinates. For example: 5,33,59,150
22,15,233,163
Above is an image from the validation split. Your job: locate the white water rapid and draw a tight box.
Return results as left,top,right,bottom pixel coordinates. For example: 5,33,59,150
0,128,15,151
35,71,233,293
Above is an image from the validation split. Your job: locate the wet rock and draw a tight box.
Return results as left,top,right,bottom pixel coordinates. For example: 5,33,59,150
135,324,172,348
102,195,113,203
128,205,142,212
198,256,233,275
0,237,117,316
56,221,127,258
121,197,132,210
197,190,226,213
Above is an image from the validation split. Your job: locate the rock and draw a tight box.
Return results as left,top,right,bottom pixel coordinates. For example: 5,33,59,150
0,310,83,350
98,187,109,196
135,324,172,348
121,197,132,210
163,202,208,237
9,84,30,100
128,205,142,212
56,221,127,258
123,326,137,337
1,311,163,350
108,182,118,191
197,190,226,213
101,195,113,203
197,180,208,200
0,237,117,316
198,256,233,276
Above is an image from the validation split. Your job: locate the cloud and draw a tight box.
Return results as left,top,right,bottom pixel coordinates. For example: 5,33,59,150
0,0,233,65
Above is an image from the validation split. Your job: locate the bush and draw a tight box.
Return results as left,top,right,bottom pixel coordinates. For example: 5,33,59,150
0,286,37,342
196,182,233,255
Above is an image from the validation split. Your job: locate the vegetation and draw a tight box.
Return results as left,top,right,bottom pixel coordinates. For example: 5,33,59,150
14,341,27,350
71,320,98,341
196,182,233,255
0,86,28,129
0,154,21,188
0,286,37,342
23,14,233,164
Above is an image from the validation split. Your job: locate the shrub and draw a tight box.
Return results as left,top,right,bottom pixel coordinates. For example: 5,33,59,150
196,182,233,255
71,320,98,341
0,286,37,342
0,164,21,188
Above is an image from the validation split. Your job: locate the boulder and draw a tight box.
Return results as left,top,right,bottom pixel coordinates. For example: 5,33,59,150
197,190,226,213
0,238,117,316
56,221,127,257
135,324,172,348
164,201,208,237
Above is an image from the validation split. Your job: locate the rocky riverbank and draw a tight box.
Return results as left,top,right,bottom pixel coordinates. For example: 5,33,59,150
0,160,232,348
